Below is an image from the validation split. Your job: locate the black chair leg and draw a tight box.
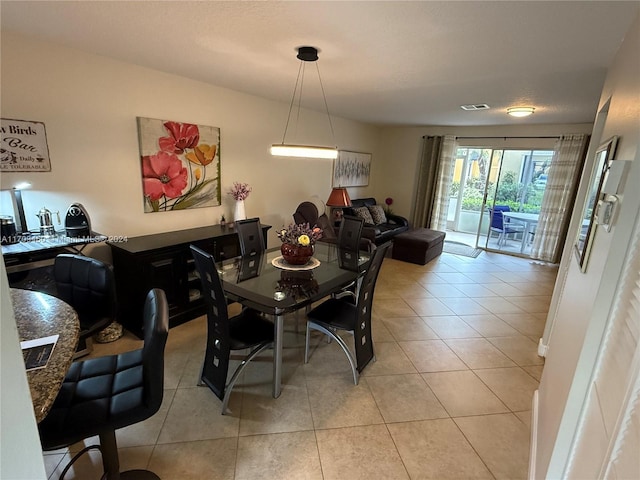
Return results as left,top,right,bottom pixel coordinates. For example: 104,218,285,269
99,430,161,480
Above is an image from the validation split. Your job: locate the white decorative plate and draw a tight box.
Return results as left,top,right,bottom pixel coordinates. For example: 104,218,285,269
271,256,321,271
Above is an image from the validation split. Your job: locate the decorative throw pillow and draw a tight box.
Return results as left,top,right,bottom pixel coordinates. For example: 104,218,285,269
368,204,388,225
352,206,374,224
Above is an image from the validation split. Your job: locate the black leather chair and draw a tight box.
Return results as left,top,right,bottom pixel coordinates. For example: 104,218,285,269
293,201,338,243
338,215,364,252
335,215,366,298
190,244,274,414
38,288,169,480
304,241,390,384
53,254,117,358
235,217,265,256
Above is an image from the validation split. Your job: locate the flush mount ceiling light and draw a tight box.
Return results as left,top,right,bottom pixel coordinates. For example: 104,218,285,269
270,46,338,160
507,106,535,117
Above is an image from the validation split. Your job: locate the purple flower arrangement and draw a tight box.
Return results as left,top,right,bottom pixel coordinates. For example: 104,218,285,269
229,182,251,201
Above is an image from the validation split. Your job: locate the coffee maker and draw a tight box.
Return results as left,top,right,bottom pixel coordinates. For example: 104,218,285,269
64,203,91,238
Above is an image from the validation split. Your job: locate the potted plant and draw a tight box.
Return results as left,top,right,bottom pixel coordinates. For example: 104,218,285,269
276,223,323,265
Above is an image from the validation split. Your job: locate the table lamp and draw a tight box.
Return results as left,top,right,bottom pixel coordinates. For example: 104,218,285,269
326,187,352,223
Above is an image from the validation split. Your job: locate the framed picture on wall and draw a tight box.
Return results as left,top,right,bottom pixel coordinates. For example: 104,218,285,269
0,118,51,172
332,150,371,187
574,135,618,272
137,117,221,213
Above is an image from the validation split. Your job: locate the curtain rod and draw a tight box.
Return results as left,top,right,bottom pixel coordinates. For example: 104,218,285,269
454,136,560,140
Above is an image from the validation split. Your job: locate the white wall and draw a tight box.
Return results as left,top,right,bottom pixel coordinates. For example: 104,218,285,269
0,259,47,479
534,13,640,479
0,32,381,255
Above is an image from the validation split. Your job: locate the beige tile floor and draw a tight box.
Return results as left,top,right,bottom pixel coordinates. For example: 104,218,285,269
43,248,557,480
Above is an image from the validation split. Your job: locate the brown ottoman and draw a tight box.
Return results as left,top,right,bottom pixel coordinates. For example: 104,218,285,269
392,229,446,265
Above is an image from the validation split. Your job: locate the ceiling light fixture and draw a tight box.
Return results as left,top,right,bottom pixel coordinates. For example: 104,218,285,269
507,106,535,117
270,46,338,160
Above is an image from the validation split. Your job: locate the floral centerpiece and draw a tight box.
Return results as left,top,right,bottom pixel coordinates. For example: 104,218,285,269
277,222,323,265
228,182,251,221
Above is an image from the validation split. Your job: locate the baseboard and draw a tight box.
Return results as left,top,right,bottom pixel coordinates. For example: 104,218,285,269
529,389,539,480
538,338,548,357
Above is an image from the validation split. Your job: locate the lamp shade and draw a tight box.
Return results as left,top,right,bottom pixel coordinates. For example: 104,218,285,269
326,187,351,207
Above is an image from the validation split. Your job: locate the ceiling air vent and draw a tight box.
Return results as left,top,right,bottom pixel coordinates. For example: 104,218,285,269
460,104,490,111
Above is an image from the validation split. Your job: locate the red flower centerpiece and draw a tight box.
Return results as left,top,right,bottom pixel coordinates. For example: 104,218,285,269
277,223,323,265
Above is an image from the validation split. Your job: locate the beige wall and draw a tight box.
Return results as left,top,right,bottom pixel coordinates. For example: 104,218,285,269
376,123,592,224
0,32,381,254
535,13,640,479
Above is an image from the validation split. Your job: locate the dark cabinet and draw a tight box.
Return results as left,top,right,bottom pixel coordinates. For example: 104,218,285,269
108,224,270,338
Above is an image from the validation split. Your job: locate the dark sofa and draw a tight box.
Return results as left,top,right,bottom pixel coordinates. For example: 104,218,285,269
343,197,410,245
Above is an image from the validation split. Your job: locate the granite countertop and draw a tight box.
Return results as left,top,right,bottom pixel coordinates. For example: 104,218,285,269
11,288,79,423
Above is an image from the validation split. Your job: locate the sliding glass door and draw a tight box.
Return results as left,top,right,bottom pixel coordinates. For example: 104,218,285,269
447,146,554,257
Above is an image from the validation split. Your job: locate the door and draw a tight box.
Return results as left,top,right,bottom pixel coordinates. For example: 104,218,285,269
477,149,554,255
447,147,502,246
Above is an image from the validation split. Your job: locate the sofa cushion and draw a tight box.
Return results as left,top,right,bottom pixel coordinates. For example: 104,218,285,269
368,205,387,225
352,206,374,224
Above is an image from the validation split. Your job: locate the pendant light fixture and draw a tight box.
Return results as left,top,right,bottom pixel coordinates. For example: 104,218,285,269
270,46,338,159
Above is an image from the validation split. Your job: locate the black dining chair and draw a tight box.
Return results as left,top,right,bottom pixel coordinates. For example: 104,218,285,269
190,244,274,414
235,217,264,256
304,241,390,384
38,288,169,480
338,215,365,251
53,254,117,358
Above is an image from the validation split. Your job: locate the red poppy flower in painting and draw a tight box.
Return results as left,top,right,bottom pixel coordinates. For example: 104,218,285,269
159,121,199,154
142,151,188,201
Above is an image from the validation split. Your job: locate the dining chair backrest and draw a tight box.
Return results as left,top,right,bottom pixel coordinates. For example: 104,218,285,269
189,244,232,398
54,254,117,356
353,241,390,371
490,205,511,230
338,215,364,251
235,217,264,256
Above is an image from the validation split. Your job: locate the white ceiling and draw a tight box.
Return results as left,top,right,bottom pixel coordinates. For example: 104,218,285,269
1,1,638,127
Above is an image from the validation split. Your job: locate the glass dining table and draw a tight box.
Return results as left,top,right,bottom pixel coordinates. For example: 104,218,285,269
217,241,370,398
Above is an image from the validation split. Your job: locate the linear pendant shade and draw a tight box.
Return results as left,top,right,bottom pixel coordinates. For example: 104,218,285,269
326,187,351,207
271,46,337,159
270,144,338,159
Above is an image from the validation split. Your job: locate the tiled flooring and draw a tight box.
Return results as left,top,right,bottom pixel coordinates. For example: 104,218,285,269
43,248,557,479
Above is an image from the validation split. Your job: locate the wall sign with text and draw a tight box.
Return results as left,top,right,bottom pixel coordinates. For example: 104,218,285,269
1,118,51,172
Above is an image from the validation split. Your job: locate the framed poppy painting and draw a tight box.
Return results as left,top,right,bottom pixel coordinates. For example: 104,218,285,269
137,117,221,212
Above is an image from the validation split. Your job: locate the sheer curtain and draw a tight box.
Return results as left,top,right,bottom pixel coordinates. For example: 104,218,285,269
530,134,589,262
411,135,457,230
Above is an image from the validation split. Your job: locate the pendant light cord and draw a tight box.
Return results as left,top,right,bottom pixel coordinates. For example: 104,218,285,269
279,50,336,149
315,62,337,148
281,61,304,145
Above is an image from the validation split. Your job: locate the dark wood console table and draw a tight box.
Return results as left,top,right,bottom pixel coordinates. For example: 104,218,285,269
108,224,271,338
